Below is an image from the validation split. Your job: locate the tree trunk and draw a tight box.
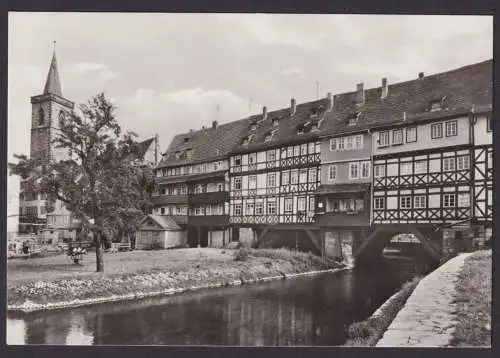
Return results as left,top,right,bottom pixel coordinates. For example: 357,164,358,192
95,231,104,272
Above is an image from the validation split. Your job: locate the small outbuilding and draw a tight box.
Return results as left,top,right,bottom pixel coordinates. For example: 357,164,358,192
135,215,187,250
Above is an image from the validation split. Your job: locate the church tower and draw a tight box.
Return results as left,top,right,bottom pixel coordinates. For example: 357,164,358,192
29,46,74,165
19,46,76,236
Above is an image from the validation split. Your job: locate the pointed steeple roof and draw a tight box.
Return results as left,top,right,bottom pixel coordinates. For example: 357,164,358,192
43,44,63,96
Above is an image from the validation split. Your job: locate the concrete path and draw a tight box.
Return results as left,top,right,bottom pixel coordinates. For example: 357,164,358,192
376,253,472,347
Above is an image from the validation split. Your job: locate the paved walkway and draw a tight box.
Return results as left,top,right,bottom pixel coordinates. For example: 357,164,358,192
376,253,472,347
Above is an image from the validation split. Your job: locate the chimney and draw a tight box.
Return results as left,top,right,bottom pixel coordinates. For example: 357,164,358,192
381,77,388,99
418,72,425,80
290,98,297,116
262,106,268,120
356,83,364,105
212,120,218,129
326,92,333,111
189,129,194,133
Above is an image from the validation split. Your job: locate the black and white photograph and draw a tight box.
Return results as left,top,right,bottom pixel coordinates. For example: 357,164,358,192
5,12,493,347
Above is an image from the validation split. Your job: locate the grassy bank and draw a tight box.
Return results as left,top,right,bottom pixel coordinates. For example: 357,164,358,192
8,248,343,312
343,276,421,347
449,250,491,347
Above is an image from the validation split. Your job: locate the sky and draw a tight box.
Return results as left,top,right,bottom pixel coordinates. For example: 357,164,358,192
6,13,493,231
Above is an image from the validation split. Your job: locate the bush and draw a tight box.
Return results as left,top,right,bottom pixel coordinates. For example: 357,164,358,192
234,247,251,261
348,321,375,339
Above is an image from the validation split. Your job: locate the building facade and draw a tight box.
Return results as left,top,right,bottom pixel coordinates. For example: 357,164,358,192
153,119,249,247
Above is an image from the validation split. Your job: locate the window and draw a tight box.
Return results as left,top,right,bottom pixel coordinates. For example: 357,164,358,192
272,118,279,127
392,129,403,145
300,144,307,156
348,117,357,126
361,162,370,178
487,116,492,132
406,127,417,143
337,138,345,151
346,136,353,150
234,177,242,190
328,165,337,181
264,134,272,142
267,201,277,215
445,120,457,137
457,156,470,170
378,131,389,147
287,147,293,157
249,175,257,189
213,162,219,171
349,163,359,179
374,197,385,210
206,205,212,216
488,151,493,168
290,170,298,184
308,142,315,154
414,160,427,174
38,108,45,125
374,165,386,178
267,173,276,187
217,183,224,192
282,171,290,185
40,206,46,214
309,168,317,183
297,197,306,212
58,111,66,127
443,157,456,172
430,101,442,111
400,196,412,209
284,198,293,212
245,203,254,215
160,207,166,214
234,156,242,166
255,203,264,215
355,199,364,211
400,162,413,175
299,169,308,183
248,153,257,164
414,196,426,209
443,194,456,208
195,207,203,216
267,150,276,161
355,135,363,149
234,204,242,216
329,138,337,151
309,197,315,212
431,123,443,139
458,193,470,207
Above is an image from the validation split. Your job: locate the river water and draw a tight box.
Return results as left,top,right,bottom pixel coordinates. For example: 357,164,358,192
7,258,429,346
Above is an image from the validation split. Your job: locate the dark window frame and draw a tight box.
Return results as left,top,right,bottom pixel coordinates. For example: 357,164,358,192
431,123,443,139
406,126,417,143
445,120,458,137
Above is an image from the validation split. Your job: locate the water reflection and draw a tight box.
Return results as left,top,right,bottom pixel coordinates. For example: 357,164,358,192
7,259,424,346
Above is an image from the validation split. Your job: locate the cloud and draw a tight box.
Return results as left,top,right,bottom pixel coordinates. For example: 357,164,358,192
72,61,119,81
280,67,304,76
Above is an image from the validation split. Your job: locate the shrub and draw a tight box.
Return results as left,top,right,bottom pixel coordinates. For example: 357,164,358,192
348,321,375,339
234,247,250,261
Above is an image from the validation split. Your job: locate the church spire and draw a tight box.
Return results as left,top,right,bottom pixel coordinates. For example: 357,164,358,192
43,41,63,96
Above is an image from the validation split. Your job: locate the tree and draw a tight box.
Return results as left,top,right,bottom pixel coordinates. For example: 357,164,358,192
9,93,156,272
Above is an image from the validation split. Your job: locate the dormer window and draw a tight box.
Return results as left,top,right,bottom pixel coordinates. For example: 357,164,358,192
250,124,257,131
430,97,446,112
242,135,254,145
186,149,193,159
347,112,360,126
175,151,181,159
264,129,278,142
272,118,279,127
297,127,304,135
310,107,318,117
183,137,190,143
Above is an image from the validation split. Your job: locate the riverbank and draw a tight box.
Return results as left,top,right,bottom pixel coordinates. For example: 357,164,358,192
344,276,421,346
376,252,475,347
449,250,491,346
7,248,345,313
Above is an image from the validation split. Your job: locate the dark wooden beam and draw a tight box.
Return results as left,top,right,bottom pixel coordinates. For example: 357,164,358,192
256,227,269,247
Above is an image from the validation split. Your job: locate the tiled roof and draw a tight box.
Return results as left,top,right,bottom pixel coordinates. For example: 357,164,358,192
157,118,250,169
141,214,182,230
135,137,155,159
320,59,492,137
158,59,492,164
231,98,332,154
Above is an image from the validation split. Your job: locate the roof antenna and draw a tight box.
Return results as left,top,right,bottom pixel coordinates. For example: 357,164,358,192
53,40,56,53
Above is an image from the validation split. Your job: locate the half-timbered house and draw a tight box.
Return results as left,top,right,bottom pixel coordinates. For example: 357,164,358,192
368,60,492,251
228,95,333,250
153,119,249,247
